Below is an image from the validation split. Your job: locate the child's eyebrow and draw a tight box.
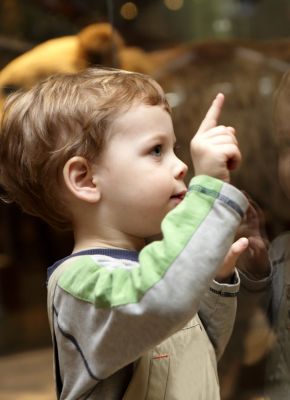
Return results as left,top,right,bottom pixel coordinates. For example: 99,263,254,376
146,132,177,144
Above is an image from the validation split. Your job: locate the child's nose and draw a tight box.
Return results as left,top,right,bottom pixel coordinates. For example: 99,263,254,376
175,158,188,180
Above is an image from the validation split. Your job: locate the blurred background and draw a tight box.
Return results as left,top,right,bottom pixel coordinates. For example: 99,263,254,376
1,0,290,399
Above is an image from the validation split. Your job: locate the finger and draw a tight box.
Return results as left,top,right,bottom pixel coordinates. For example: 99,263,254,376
246,203,259,221
213,143,241,171
197,93,225,133
223,237,249,271
225,144,242,170
241,195,268,234
215,237,249,281
248,236,270,251
200,128,238,145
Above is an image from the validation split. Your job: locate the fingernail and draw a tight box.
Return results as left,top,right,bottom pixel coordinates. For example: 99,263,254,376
227,127,235,134
240,237,249,248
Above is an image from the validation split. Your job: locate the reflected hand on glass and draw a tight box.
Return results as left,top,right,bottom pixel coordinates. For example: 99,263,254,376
235,193,271,280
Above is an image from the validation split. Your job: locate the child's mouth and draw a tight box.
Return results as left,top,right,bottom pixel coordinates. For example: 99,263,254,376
170,190,187,203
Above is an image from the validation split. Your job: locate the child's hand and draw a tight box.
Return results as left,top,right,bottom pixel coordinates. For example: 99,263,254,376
235,195,271,280
215,237,249,283
191,93,241,182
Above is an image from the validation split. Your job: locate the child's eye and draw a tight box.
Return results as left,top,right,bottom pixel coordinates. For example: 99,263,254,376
151,145,162,157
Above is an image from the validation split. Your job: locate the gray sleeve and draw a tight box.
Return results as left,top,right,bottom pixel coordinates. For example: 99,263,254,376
198,270,240,360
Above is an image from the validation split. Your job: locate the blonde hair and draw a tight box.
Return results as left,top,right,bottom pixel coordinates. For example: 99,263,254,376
0,67,170,230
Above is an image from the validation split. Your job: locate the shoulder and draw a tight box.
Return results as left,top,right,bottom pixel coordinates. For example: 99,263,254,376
56,254,140,308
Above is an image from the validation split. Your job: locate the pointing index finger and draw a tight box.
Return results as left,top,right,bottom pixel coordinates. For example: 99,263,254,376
197,93,225,133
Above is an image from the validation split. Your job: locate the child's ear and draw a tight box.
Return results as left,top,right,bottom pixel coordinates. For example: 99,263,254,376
63,156,100,203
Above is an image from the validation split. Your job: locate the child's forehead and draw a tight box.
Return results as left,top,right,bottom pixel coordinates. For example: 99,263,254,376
111,102,172,128
105,102,175,147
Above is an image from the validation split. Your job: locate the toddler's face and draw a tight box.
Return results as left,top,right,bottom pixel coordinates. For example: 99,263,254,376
94,103,188,240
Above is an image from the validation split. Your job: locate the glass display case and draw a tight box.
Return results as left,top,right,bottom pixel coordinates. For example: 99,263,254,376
1,1,290,398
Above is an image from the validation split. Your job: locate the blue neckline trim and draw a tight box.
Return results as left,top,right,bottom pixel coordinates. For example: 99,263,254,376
47,248,139,280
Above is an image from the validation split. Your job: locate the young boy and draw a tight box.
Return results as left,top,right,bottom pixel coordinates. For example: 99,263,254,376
0,67,248,399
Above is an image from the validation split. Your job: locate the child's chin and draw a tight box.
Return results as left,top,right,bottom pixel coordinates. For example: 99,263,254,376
145,233,162,244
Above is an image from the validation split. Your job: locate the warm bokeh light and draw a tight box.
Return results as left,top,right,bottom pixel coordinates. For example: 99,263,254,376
120,2,138,20
164,0,184,11
212,18,232,35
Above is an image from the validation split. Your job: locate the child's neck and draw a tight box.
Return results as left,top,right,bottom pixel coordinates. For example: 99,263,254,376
72,233,146,254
